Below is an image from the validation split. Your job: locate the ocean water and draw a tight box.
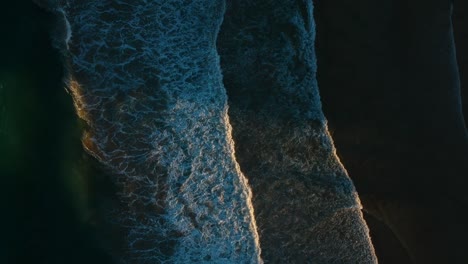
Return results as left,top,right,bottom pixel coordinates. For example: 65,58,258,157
9,1,468,263
41,1,262,263
1,3,114,264
217,1,377,262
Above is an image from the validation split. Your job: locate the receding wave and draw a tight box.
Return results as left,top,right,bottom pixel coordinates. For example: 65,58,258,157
218,1,377,262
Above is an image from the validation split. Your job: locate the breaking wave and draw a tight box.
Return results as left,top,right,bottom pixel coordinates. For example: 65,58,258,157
38,1,262,263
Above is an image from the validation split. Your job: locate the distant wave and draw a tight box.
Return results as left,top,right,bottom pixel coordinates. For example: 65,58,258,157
218,1,377,262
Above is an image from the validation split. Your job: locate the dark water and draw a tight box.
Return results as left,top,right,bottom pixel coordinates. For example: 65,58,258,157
314,0,468,263
0,3,113,264
3,1,468,263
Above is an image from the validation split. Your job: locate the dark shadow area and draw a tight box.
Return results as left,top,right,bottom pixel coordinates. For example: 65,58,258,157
314,0,468,262
0,3,113,264
363,212,412,264
453,0,468,127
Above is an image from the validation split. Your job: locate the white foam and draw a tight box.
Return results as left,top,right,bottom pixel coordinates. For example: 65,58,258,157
49,0,263,263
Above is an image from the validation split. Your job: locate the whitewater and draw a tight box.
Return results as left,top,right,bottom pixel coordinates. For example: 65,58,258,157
36,0,262,263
